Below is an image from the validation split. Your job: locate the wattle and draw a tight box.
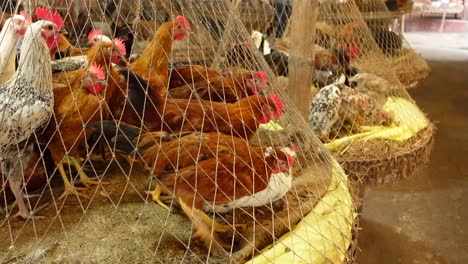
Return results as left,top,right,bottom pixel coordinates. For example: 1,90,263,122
88,84,103,94
46,36,59,49
111,56,121,64
174,33,186,40
259,114,271,124
251,85,261,95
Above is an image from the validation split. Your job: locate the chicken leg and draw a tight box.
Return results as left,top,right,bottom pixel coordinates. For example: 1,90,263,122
57,163,89,200
2,146,47,219
70,157,108,187
179,199,239,250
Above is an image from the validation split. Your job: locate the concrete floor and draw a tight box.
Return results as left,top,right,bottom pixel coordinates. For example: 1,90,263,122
357,59,468,262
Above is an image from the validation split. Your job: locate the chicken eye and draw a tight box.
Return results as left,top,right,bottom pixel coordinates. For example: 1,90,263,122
47,25,53,30
178,25,182,29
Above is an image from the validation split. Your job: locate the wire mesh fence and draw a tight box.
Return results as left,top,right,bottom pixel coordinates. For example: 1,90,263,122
0,0,355,262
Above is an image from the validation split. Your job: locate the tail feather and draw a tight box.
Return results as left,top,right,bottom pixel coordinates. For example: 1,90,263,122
89,121,142,154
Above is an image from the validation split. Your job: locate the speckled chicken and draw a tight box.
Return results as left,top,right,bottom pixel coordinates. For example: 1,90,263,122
308,83,342,141
0,18,60,219
336,87,390,133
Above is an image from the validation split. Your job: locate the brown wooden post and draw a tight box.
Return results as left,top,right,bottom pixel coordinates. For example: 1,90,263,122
288,0,319,119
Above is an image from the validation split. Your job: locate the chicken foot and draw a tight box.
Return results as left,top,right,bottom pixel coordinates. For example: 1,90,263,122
145,184,173,210
57,163,89,200
179,199,244,251
70,157,109,187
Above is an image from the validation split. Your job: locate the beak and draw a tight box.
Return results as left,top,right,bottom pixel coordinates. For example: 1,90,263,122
186,29,194,35
97,79,107,85
59,28,68,34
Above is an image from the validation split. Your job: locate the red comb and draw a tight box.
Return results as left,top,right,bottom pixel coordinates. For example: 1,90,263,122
89,63,105,80
35,7,64,29
254,71,268,83
113,37,127,56
345,44,359,62
19,11,32,23
269,93,284,118
176,16,190,29
88,29,103,42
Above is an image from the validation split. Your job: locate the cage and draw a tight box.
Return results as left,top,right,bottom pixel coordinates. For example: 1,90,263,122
230,0,434,188
355,0,430,89
0,0,356,263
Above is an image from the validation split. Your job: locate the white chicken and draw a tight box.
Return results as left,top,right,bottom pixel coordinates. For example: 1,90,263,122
0,19,58,219
0,12,30,84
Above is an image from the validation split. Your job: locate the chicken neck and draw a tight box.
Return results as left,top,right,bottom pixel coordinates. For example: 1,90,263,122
129,22,174,87
15,27,52,96
0,25,21,84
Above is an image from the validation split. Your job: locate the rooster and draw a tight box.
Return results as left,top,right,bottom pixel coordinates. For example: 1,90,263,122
120,68,284,139
0,11,30,84
126,16,190,97
0,18,60,219
168,71,269,103
41,63,109,199
159,144,296,250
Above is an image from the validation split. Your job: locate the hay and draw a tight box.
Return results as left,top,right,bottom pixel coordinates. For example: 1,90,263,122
336,124,434,186
390,48,430,89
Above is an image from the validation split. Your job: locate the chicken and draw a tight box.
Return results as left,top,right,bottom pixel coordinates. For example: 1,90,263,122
0,12,30,84
0,18,59,219
61,31,126,115
158,145,296,250
50,29,127,73
336,87,390,132
126,16,190,97
87,35,127,118
120,69,284,139
168,65,224,89
168,71,269,103
368,24,402,55
50,33,90,60
308,83,342,141
349,73,390,106
41,63,109,199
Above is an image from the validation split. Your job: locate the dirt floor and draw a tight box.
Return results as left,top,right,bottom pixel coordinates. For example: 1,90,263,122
357,60,468,263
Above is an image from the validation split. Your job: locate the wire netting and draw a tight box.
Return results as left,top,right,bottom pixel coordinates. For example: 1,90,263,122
0,0,355,263
355,0,430,89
